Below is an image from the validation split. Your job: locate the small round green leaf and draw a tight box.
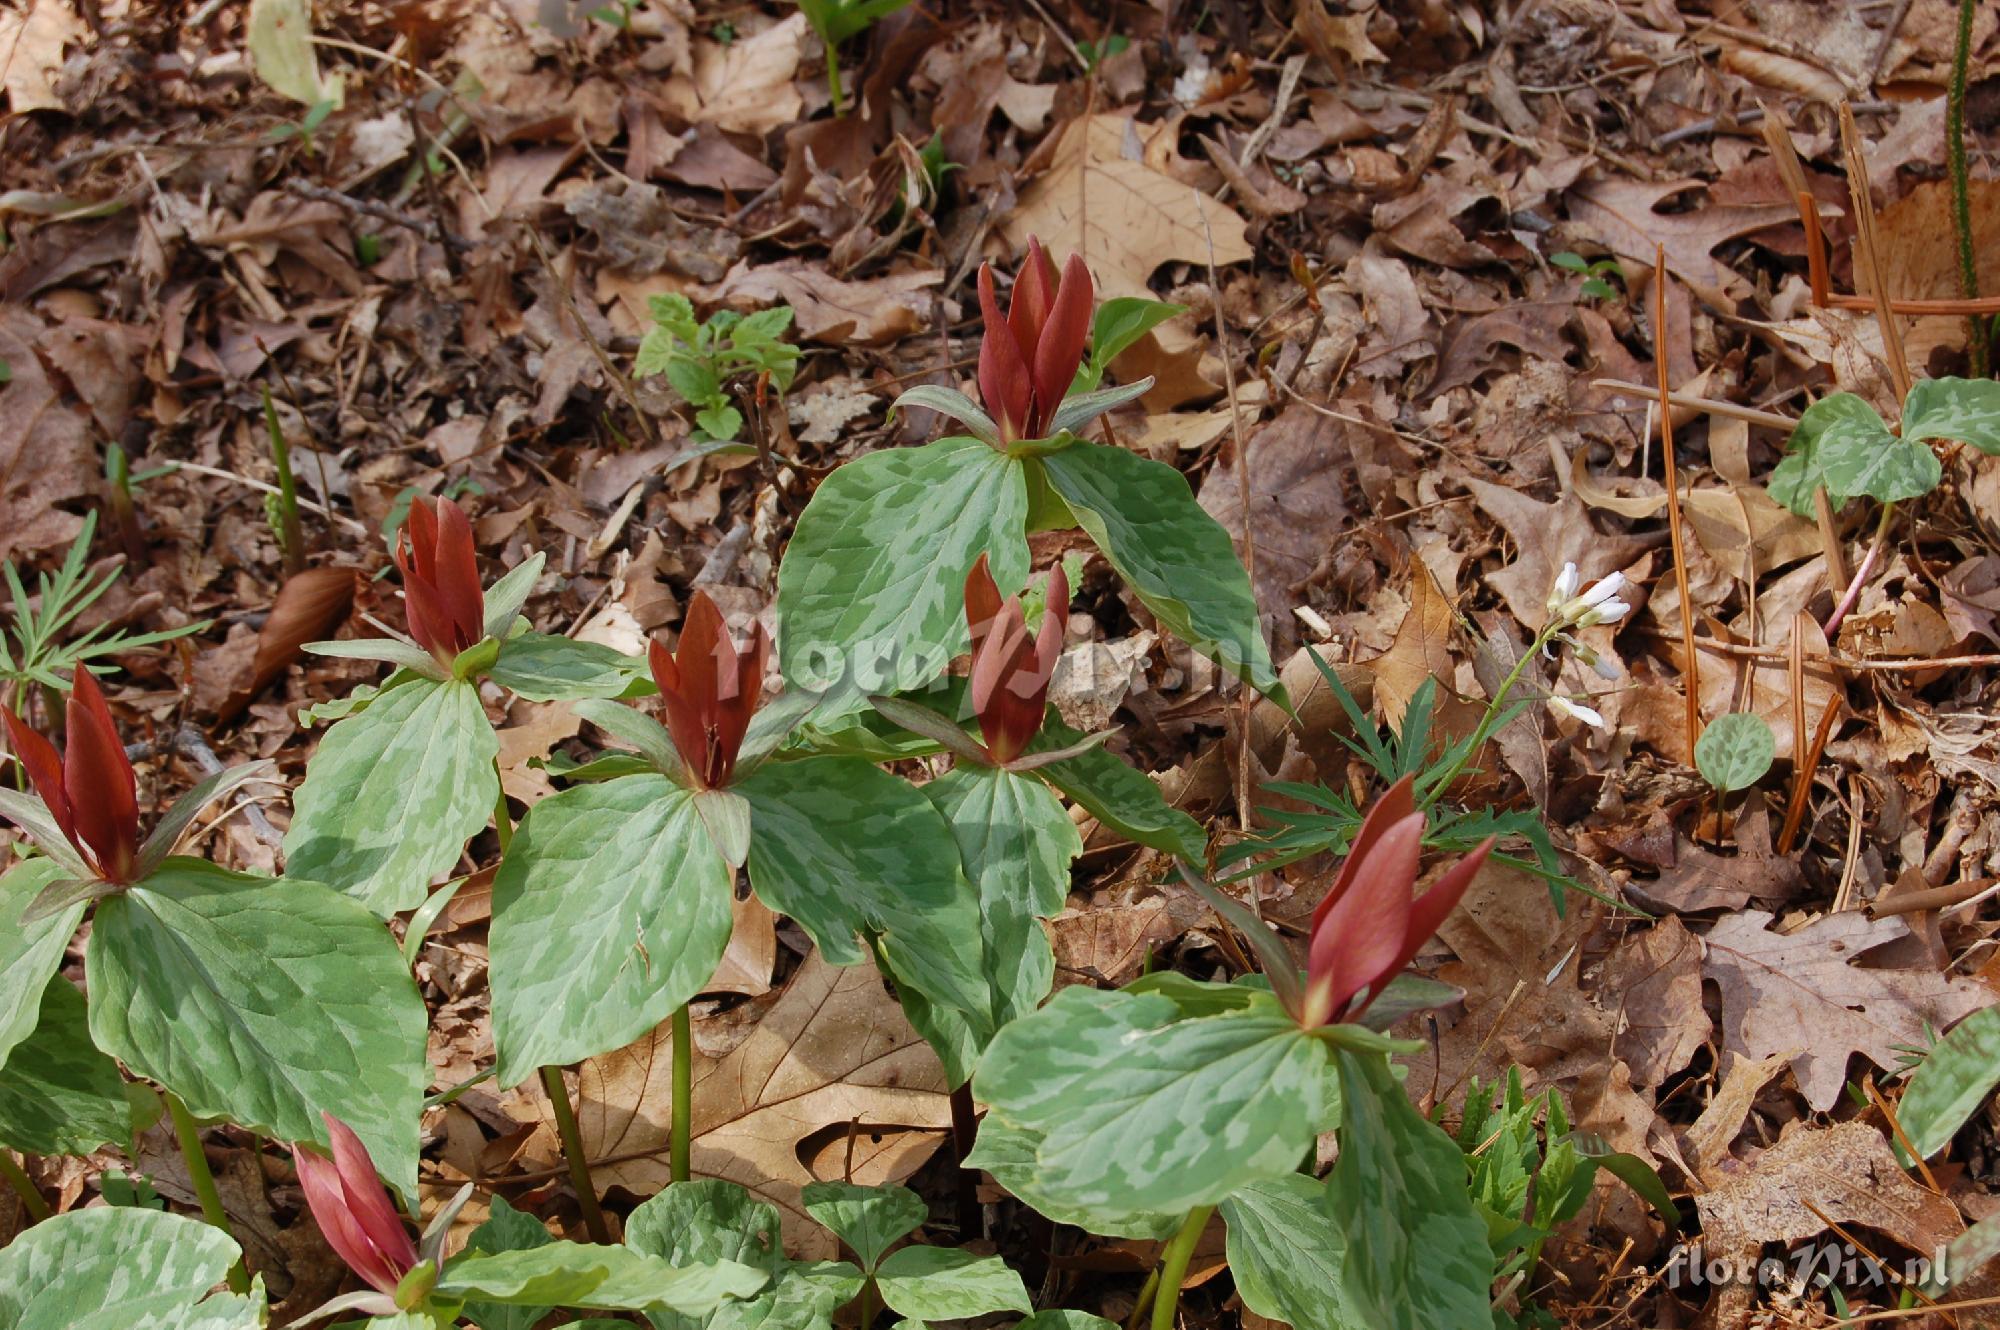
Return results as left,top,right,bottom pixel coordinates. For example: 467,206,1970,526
1694,713,1775,793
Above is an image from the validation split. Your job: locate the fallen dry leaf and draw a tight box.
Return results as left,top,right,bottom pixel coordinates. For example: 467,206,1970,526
1565,178,1796,294
1704,909,1991,1112
1004,114,1251,304
0,0,80,113
1600,915,1709,1089
1367,558,1458,729
1694,1120,1961,1326
576,949,950,1256
704,260,941,345
0,308,97,558
660,13,806,136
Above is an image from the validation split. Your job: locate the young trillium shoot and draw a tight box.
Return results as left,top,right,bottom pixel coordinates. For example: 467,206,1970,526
967,553,1067,764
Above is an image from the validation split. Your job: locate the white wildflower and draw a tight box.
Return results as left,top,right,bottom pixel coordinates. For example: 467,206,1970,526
1547,696,1607,730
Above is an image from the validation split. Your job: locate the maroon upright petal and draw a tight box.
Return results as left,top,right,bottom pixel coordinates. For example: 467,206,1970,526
1028,254,1093,434
403,499,439,586
1309,774,1417,934
977,264,1033,442
2,706,79,859
710,619,768,789
62,669,138,882
323,1113,418,1282
649,638,709,786
297,1147,402,1295
1008,237,1060,357
398,547,458,665
431,499,485,653
1024,562,1068,696
1302,811,1423,1027
964,554,1005,662
1383,836,1494,991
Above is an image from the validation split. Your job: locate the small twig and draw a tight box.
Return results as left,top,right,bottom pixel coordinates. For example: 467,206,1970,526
1586,379,1796,430
282,177,472,251
172,727,283,849
168,461,369,536
1651,248,1703,761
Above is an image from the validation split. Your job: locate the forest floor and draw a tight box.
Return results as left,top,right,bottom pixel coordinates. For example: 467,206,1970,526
4,0,2000,1326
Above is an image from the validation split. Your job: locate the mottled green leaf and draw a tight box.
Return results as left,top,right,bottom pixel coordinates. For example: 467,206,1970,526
490,633,651,702
285,676,500,916
962,1115,1180,1239
873,1247,1031,1321
1897,1006,2000,1164
777,437,1029,702
1031,719,1206,861
799,1182,925,1272
461,1195,555,1330
1817,419,1941,504
974,985,1322,1212
438,1243,768,1314
1771,392,1881,517
0,1207,261,1329
1693,712,1775,793
1221,1174,1358,1330
1017,1313,1120,1330
1039,441,1279,698
0,976,132,1156
923,765,1080,1035
0,859,82,1070
1326,1050,1491,1329
87,861,427,1198
738,758,986,1020
1903,376,2000,454
490,777,731,1086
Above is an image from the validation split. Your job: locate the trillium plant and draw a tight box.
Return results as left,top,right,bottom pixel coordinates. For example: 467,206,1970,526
0,242,1618,1330
778,236,1280,710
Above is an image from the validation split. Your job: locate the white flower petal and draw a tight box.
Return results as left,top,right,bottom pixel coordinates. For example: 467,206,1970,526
1547,696,1607,729
1578,571,1628,608
1554,562,1580,600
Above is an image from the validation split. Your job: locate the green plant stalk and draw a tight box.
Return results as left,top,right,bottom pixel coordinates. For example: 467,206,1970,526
539,1065,612,1243
1150,1205,1214,1330
1124,1268,1161,1330
1422,622,1559,808
824,39,845,116
1947,0,1989,377
261,390,306,577
0,1149,51,1222
166,1092,250,1294
671,1001,693,1184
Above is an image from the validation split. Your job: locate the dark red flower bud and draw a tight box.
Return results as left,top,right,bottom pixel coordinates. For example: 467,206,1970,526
975,237,1095,444
396,497,485,666
647,592,768,789
296,1113,419,1298
2,668,139,882
964,554,1066,765
1299,775,1493,1028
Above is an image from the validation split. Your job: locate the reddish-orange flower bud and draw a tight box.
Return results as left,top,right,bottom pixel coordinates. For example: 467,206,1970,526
396,497,484,666
647,592,768,789
964,554,1066,765
1,668,138,882
295,1113,419,1298
975,237,1094,444
1299,775,1493,1028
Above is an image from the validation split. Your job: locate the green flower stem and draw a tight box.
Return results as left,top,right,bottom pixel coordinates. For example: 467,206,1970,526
539,1065,612,1243
1947,0,1988,377
671,1001,693,1184
1150,1205,1214,1330
0,1150,51,1223
1422,623,1559,808
165,1092,250,1294
1124,1268,1161,1330
825,41,845,116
